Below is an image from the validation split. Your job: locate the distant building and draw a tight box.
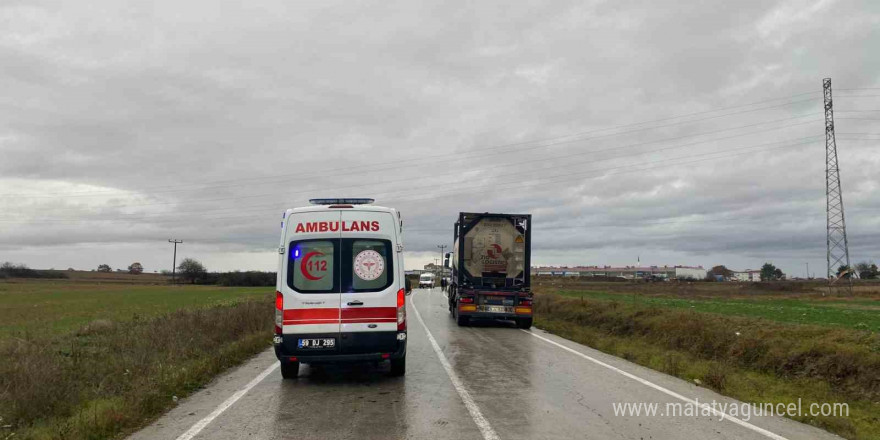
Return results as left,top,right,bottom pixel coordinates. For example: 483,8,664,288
673,266,708,280
424,263,451,277
531,265,707,280
731,270,761,282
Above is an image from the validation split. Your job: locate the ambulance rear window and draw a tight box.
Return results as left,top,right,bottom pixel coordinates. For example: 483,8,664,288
349,239,392,292
288,240,337,293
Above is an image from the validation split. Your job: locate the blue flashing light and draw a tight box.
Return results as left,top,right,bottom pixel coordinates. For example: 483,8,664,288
291,247,301,259
309,198,374,205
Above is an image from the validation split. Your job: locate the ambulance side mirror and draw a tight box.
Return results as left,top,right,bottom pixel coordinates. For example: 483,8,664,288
405,278,412,295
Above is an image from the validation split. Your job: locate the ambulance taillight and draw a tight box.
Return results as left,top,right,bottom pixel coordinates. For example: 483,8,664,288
275,291,283,334
397,288,406,331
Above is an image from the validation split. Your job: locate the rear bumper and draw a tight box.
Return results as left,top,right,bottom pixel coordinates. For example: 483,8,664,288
274,331,406,363
457,311,528,320
455,289,532,320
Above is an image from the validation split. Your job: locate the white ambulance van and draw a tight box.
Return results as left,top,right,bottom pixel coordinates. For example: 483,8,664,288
418,272,435,288
273,198,410,378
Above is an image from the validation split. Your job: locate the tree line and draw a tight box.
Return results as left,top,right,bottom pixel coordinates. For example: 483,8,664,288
0,259,276,287
100,258,274,286
838,262,879,279
707,261,880,281
0,262,68,279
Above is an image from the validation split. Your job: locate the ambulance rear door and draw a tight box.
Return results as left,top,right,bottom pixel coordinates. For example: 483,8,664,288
339,209,400,354
282,210,342,349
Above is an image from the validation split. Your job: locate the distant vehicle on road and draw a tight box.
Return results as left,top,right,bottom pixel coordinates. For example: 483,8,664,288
446,212,533,329
418,272,435,288
273,198,409,378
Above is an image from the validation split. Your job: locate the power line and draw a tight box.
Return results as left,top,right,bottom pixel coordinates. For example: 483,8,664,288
1,134,824,225
19,129,880,228
375,140,818,203
2,118,822,222
1,137,818,225
0,114,823,215
409,212,830,234
0,93,821,199
0,129,823,223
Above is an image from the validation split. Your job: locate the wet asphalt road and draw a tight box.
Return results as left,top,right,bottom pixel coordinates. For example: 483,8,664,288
128,289,841,440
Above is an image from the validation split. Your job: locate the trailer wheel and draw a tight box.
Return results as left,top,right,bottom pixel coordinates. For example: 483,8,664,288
516,318,533,329
448,290,456,315
280,361,299,379
389,356,406,376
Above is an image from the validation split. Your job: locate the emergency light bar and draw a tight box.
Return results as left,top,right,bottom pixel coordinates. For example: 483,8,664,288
309,198,375,205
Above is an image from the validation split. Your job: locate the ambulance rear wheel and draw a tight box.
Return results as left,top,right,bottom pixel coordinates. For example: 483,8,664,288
280,361,299,379
389,356,406,376
516,318,533,329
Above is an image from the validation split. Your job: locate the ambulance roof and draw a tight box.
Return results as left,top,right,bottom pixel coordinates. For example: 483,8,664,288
284,204,397,216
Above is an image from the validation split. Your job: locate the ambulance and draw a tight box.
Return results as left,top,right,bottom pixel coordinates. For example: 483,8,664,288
273,198,409,378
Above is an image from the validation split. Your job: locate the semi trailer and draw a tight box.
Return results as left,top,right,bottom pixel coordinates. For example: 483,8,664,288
444,212,532,329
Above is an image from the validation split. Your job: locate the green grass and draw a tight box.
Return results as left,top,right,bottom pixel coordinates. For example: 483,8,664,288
0,278,275,440
553,289,880,331
0,280,272,337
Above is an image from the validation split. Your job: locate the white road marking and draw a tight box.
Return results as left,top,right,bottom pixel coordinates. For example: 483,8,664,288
521,330,789,440
412,291,500,440
175,362,279,440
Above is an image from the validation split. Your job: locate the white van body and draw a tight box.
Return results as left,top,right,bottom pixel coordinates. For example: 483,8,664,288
273,199,407,378
418,272,435,288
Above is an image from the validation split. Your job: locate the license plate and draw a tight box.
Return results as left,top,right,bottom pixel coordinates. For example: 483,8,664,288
484,305,511,313
298,338,335,349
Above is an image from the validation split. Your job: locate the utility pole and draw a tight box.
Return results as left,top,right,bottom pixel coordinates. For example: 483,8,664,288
168,239,183,285
823,78,853,295
437,244,447,275
806,262,809,280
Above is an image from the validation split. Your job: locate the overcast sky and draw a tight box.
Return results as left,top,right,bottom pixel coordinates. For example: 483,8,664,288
1,0,879,276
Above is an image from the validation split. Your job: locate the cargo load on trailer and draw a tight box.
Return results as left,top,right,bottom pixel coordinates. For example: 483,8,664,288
445,212,532,328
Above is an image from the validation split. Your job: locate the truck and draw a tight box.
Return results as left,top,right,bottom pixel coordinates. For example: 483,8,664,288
444,212,533,329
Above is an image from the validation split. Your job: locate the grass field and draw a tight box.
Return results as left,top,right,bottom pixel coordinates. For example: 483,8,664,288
0,279,272,337
0,274,274,440
549,289,880,331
